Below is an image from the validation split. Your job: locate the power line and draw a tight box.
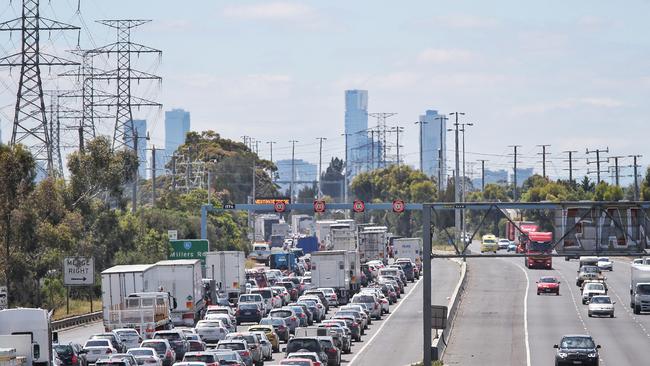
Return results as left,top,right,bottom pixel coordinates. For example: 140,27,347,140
537,144,551,179
586,147,609,183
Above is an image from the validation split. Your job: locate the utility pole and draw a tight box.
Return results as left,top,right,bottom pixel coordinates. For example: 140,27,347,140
171,153,177,192
392,126,404,167
478,159,488,191
586,147,609,183
609,156,624,186
563,150,578,184
414,119,428,172
289,140,298,201
537,144,551,179
266,141,276,163
509,145,522,201
449,112,465,251
436,115,448,190
460,123,473,202
341,133,351,204
316,137,327,199
0,0,80,176
150,146,157,207
629,155,642,200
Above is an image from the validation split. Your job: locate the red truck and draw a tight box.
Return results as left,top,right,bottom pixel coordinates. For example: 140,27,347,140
524,231,553,269
505,221,539,253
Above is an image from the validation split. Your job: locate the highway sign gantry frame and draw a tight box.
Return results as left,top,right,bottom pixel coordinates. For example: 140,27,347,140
63,257,94,286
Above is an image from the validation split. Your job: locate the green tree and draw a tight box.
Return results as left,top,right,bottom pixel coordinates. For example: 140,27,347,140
641,167,650,201
321,157,344,200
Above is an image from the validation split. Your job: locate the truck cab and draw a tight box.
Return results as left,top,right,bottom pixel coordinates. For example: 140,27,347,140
525,232,553,269
631,265,650,314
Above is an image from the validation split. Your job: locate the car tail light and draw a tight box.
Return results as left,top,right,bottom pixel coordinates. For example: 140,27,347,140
328,348,337,354
291,316,297,321
299,313,305,318
236,310,240,316
166,351,172,358
278,325,286,330
71,355,78,365
241,351,250,357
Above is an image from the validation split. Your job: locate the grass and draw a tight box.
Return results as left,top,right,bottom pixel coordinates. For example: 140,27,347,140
52,298,102,320
432,244,455,252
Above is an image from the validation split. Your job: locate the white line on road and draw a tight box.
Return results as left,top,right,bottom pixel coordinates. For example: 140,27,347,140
348,276,423,366
513,263,532,366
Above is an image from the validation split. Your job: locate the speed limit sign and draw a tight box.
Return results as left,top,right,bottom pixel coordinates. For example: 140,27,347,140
313,200,326,213
274,201,286,213
392,199,405,213
352,200,365,213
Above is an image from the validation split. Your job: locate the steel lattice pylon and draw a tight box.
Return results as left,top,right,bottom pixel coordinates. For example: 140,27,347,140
93,19,162,151
0,0,79,174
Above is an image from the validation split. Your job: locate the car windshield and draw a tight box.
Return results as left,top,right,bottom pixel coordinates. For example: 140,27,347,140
352,295,374,303
598,257,609,262
251,290,272,299
116,330,138,338
287,339,319,353
218,343,244,351
141,342,166,352
590,297,611,304
128,349,154,356
155,333,180,341
229,335,256,344
239,303,259,310
638,284,650,295
240,295,261,302
184,355,216,363
97,362,126,366
561,337,596,349
585,284,604,291
85,340,109,347
540,278,558,283
197,321,222,328
271,310,292,318
216,353,238,361
260,318,284,326
53,345,73,355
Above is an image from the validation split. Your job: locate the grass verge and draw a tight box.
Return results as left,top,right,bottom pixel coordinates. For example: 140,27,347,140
53,298,102,320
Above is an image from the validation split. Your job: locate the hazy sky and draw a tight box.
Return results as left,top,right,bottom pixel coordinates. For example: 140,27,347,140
1,0,649,183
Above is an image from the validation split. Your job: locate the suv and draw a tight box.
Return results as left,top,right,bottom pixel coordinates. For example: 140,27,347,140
554,335,601,366
394,260,416,281
269,308,299,333
53,343,87,366
303,290,329,313
82,339,117,364
351,294,381,320
576,265,604,287
215,340,253,366
152,331,189,360
139,340,175,366
238,294,265,315
90,333,125,353
250,288,275,313
582,282,607,304
285,337,328,366
224,333,263,366
113,329,142,351
236,303,263,325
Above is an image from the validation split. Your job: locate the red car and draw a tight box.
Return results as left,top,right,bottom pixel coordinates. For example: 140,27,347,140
536,276,560,295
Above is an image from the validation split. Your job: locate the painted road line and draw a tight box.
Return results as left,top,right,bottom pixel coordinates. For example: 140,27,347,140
512,262,532,366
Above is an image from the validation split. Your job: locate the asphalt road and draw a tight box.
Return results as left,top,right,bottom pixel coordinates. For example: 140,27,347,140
444,242,650,366
58,259,462,366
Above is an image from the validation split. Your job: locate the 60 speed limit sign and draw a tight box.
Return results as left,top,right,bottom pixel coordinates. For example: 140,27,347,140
313,200,326,213
274,201,287,213
352,200,365,213
392,199,405,213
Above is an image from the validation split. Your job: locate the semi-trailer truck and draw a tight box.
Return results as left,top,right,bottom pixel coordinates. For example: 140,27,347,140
205,251,245,304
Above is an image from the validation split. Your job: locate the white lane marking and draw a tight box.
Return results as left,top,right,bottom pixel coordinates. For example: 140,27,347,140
348,276,423,365
555,269,588,331
512,263,532,366
607,277,650,339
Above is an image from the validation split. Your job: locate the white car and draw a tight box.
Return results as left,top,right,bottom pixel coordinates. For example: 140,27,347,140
250,331,273,361
319,288,339,306
588,295,615,317
194,320,229,344
205,306,237,325
204,313,236,333
498,239,510,250
82,339,117,364
114,329,142,350
597,257,613,271
581,282,607,305
127,348,163,366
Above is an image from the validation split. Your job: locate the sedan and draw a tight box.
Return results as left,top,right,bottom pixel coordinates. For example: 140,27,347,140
498,238,510,250
588,295,615,318
597,257,613,271
554,335,601,366
536,276,560,296
126,348,162,366
81,339,117,364
194,320,229,345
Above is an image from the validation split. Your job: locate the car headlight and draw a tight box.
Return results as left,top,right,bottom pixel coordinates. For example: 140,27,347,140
558,352,568,358
588,352,597,358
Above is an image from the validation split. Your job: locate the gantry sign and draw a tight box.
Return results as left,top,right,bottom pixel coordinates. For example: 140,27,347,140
199,200,650,365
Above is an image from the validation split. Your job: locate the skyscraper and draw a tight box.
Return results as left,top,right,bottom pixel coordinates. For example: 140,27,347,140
344,90,369,180
126,119,148,178
419,110,446,186
275,159,318,198
165,108,190,159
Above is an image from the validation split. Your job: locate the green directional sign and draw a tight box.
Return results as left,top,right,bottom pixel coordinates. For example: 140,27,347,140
169,239,210,265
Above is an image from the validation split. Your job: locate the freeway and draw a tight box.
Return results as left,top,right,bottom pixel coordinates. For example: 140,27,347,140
58,259,462,366
444,243,650,365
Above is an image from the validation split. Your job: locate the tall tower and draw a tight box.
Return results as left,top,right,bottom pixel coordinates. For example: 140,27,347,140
0,0,80,174
344,90,369,179
91,20,162,151
420,110,446,182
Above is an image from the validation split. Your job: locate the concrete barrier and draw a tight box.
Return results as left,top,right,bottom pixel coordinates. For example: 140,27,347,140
52,311,102,331
431,259,468,360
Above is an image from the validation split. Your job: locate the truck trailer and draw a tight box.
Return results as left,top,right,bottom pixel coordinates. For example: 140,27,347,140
153,260,205,326
310,250,351,304
205,251,245,304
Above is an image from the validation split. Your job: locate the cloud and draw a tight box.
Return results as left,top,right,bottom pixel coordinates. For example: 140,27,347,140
432,14,499,29
417,48,474,64
223,2,314,21
175,73,293,100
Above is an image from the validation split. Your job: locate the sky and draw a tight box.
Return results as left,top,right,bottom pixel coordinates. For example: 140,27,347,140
1,0,649,184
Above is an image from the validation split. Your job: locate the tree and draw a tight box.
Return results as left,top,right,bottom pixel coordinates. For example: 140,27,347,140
642,167,650,201
580,176,595,193
321,158,344,200
594,181,623,201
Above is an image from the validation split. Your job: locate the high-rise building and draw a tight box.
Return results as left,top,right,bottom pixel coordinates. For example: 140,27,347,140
513,167,534,186
472,169,509,188
126,119,148,178
419,110,446,187
150,147,168,178
275,159,318,198
344,90,369,180
165,108,190,159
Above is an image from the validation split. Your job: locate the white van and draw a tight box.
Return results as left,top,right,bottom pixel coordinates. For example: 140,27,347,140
0,308,53,366
249,243,271,262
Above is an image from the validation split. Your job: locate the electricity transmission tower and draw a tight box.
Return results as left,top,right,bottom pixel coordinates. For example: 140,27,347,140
0,0,80,175
91,20,162,151
368,112,397,168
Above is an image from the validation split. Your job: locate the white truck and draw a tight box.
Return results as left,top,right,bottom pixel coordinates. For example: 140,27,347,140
0,308,52,366
393,238,422,264
101,264,159,329
205,251,245,303
331,227,357,252
310,250,350,304
357,226,388,263
153,260,205,326
315,220,338,250
631,264,650,314
346,250,362,293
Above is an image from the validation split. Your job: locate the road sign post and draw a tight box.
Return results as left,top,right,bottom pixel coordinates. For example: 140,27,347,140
63,257,94,286
0,286,7,310
167,230,178,240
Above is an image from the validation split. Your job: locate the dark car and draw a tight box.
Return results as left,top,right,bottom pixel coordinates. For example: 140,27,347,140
236,303,263,324
303,290,329,313
554,335,601,366
285,337,328,365
53,343,87,366
153,331,189,360
395,260,415,282
318,337,340,366
277,281,299,301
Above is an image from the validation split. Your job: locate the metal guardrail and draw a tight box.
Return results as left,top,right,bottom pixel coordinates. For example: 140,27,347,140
52,311,102,331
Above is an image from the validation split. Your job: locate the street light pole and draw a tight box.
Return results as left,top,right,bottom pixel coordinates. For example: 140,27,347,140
449,112,465,252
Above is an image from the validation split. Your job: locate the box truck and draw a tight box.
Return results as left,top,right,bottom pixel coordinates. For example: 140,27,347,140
101,264,158,328
631,264,650,314
205,251,245,304
310,250,350,304
153,260,205,326
331,228,357,252
357,226,388,263
393,238,422,264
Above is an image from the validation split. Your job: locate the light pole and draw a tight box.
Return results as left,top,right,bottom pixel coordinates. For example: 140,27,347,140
341,133,351,203
316,137,327,199
435,115,448,190
449,112,465,255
